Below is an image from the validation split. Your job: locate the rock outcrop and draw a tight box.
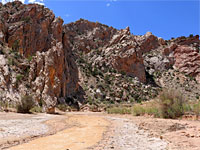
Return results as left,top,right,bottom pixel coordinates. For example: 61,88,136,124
0,1,82,113
64,20,161,83
63,20,162,105
143,35,200,100
63,18,199,105
174,45,200,83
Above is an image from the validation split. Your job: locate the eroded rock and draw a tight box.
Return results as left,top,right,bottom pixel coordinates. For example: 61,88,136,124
0,1,82,113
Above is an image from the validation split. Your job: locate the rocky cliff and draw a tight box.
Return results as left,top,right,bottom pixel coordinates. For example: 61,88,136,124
0,2,199,112
63,20,161,83
0,1,82,113
63,19,199,110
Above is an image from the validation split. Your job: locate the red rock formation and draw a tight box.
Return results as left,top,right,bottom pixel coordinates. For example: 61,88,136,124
0,1,82,113
173,35,199,46
136,32,159,54
113,51,146,82
174,46,200,83
64,19,148,83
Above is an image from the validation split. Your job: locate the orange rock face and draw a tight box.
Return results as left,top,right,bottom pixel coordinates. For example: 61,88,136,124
5,3,62,57
113,52,146,83
0,1,82,113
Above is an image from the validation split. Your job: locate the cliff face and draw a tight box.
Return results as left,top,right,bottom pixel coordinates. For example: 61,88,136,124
0,2,199,112
174,45,200,83
63,20,159,83
63,19,199,106
0,1,82,113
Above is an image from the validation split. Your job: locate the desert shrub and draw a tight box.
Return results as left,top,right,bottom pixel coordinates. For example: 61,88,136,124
17,95,35,113
159,89,185,119
8,58,14,66
57,104,71,112
107,107,132,114
16,74,23,82
104,75,111,84
107,104,158,116
132,105,145,116
12,40,19,51
21,16,31,23
27,55,33,62
145,107,161,118
189,34,193,38
30,106,43,113
121,71,126,76
193,101,200,117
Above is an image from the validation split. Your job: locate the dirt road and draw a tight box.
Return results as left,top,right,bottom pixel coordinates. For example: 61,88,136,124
7,113,109,150
1,112,200,150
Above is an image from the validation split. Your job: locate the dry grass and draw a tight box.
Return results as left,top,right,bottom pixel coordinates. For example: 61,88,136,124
159,89,186,119
56,104,72,112
107,106,132,114
106,101,160,117
106,89,200,119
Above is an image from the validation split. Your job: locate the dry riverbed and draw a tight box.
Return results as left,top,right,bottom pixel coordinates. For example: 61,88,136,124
0,112,200,150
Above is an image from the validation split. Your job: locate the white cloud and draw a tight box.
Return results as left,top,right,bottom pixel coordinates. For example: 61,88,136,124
32,1,44,5
106,0,117,7
1,0,44,5
65,14,70,18
28,0,35,2
28,0,44,5
1,0,25,4
106,3,110,7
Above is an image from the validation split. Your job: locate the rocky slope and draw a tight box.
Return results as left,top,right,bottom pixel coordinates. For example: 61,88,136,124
0,2,199,112
63,19,199,109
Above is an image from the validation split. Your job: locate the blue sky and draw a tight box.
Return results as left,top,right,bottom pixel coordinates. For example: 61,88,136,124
1,0,200,40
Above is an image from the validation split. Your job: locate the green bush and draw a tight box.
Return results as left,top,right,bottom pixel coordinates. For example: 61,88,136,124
27,55,33,62
0,101,15,111
16,74,23,82
145,107,161,118
189,34,193,38
30,106,43,113
107,107,131,114
17,95,35,113
12,40,19,51
159,89,185,119
21,16,31,23
132,105,145,116
8,58,14,66
57,104,71,112
193,102,200,117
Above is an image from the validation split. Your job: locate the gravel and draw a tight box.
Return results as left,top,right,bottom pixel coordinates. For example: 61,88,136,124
92,116,168,150
0,114,53,139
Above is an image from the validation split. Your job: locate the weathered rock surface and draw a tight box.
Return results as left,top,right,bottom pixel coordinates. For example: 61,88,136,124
63,20,162,104
0,2,199,111
174,45,200,83
1,1,63,56
64,20,160,83
0,1,82,113
143,35,200,100
63,19,200,105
